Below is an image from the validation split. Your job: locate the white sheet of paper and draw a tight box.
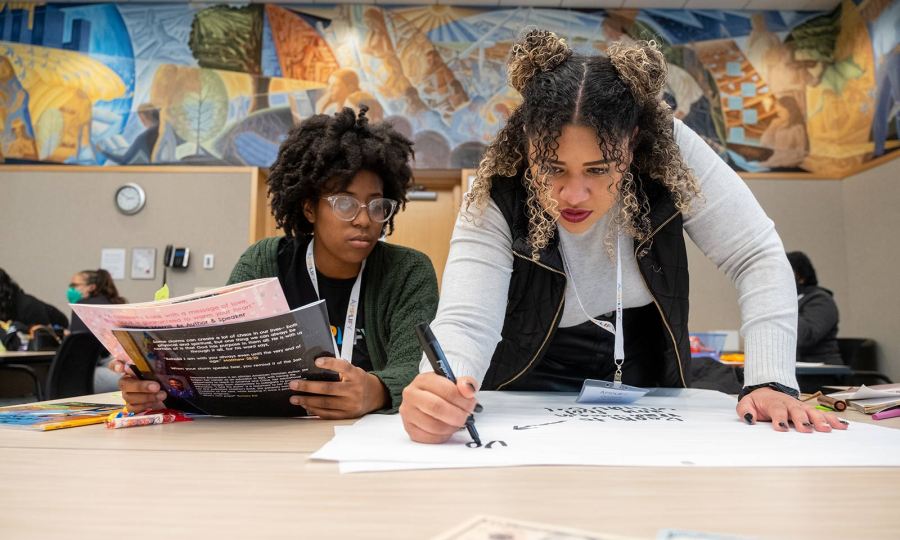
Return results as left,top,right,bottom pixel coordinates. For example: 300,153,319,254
130,247,156,280
830,384,900,400
312,390,900,473
576,379,649,404
100,248,127,280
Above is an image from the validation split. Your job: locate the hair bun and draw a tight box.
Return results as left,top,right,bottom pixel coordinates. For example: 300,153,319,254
507,29,572,94
607,40,667,105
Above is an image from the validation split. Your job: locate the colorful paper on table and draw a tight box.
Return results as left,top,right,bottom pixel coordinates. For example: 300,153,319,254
70,278,290,360
312,389,900,473
0,402,122,431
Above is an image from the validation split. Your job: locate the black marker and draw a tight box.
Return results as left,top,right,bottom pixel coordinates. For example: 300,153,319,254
415,322,482,447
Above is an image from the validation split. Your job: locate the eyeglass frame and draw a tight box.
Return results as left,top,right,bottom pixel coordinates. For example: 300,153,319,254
323,194,399,223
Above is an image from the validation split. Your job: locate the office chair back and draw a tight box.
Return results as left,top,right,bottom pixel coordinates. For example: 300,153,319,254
836,337,893,385
45,332,103,400
837,338,877,370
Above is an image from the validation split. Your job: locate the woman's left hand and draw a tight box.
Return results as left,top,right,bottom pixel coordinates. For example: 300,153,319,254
736,387,849,432
288,357,389,419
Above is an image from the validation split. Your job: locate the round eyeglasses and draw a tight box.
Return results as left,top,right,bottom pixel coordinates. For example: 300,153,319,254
324,195,398,223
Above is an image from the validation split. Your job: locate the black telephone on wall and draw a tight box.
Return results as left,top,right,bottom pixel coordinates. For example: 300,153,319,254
163,244,190,268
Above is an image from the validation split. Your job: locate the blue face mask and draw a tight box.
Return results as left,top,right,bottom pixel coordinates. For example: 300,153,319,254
66,287,83,304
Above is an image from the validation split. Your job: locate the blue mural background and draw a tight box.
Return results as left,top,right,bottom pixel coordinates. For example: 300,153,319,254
0,1,897,176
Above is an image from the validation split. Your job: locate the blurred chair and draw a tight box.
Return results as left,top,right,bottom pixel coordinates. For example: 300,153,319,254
45,332,103,400
837,338,893,386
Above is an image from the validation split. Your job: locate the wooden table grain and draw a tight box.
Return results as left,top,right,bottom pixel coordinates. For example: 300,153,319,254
1,392,898,540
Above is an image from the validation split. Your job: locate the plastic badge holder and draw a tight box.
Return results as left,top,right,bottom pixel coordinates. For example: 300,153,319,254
576,379,650,404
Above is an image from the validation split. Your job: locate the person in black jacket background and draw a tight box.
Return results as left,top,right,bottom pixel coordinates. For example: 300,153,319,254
0,268,68,329
787,252,842,365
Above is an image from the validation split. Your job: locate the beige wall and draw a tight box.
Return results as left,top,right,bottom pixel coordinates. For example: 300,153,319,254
1,167,255,321
841,164,900,382
687,162,900,381
687,178,849,332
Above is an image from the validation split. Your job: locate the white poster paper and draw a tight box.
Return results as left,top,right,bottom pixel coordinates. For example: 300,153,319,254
312,389,900,473
100,248,126,280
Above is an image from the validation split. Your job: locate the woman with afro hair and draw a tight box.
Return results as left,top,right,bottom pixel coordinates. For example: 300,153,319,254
119,107,438,419
400,30,847,443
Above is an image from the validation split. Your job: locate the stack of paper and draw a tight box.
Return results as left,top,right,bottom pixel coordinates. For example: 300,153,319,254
829,385,900,414
311,389,900,473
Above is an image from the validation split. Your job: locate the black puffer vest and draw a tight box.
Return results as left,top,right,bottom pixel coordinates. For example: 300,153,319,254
481,172,692,390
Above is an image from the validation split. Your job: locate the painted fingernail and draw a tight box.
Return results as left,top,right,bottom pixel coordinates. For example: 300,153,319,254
778,422,788,429
466,382,477,393
743,413,753,424
474,403,483,413
839,419,849,425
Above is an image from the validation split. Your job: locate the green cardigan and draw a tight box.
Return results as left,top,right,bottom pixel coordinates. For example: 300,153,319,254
227,236,439,412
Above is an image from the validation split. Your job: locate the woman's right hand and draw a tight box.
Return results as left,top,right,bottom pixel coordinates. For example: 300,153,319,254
399,372,478,444
118,373,167,412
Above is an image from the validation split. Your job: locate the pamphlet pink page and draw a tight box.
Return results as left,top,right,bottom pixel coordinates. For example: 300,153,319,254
70,278,290,360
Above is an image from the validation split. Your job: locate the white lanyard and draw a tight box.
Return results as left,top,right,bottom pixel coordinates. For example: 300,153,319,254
306,239,365,364
560,232,626,385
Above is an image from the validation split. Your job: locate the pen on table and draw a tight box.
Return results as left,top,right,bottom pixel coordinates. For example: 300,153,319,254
817,395,847,411
415,322,482,446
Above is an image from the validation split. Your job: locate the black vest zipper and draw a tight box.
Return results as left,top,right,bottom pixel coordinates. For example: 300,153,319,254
634,211,687,388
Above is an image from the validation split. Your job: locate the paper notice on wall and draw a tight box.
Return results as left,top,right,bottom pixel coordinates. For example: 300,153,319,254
131,247,156,280
100,248,127,280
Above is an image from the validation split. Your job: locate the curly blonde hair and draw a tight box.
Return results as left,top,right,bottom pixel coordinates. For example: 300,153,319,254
467,30,700,257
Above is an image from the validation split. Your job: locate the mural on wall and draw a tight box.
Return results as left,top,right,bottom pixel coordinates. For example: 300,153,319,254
0,1,897,175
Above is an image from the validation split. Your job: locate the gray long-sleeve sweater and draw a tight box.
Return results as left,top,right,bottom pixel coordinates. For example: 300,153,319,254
421,120,800,392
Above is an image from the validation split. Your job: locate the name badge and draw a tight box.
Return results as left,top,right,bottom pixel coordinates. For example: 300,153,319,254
576,379,649,404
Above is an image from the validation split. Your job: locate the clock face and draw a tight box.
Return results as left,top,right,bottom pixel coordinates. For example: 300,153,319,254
115,184,145,215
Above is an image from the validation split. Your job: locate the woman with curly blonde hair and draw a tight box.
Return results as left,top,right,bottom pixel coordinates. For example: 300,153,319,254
400,30,848,443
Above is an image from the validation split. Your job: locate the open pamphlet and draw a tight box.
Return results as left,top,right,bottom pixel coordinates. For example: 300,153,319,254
71,278,339,416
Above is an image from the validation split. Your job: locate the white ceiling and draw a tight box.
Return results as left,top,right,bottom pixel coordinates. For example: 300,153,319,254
41,0,843,10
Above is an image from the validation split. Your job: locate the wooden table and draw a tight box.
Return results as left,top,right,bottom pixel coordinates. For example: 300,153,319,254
1,392,898,540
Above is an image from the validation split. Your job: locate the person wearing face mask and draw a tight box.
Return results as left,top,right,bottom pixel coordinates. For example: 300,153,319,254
399,30,849,443
115,106,439,419
67,269,127,391
786,251,841,365
67,269,127,333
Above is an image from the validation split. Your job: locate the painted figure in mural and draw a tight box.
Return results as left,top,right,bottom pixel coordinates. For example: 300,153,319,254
360,8,411,100
98,104,160,165
0,56,35,160
872,46,899,157
398,30,848,444
6,119,37,161
759,96,809,169
316,68,377,116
